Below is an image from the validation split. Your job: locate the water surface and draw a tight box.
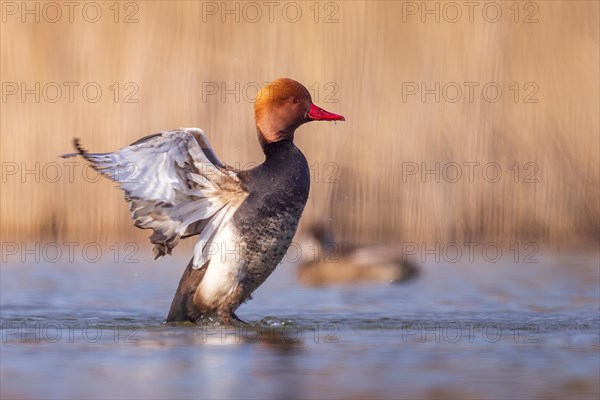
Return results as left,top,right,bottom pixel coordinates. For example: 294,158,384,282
1,251,599,399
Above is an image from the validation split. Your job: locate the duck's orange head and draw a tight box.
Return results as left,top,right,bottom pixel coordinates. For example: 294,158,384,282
254,78,345,144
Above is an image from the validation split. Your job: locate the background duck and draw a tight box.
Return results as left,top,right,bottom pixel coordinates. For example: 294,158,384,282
297,223,420,286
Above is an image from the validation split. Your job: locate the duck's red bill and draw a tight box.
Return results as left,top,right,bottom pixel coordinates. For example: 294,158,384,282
308,103,345,121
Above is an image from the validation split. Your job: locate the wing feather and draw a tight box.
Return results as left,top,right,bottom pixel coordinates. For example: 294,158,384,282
69,128,248,267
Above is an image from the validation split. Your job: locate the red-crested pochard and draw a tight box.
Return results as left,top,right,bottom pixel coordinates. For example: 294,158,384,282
63,78,345,324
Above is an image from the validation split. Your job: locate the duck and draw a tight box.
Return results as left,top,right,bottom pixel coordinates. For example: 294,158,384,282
297,223,420,286
63,78,345,324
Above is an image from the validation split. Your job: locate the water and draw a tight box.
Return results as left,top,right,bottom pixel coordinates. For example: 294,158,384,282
1,251,599,399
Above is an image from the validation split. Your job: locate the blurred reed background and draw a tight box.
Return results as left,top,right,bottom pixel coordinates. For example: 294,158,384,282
1,1,598,249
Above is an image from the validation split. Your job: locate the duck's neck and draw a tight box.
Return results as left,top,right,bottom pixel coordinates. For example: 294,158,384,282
257,127,296,158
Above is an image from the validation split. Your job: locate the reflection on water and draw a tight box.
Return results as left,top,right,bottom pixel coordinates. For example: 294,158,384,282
1,252,599,399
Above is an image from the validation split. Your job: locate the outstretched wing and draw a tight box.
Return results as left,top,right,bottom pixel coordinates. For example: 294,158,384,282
65,128,248,268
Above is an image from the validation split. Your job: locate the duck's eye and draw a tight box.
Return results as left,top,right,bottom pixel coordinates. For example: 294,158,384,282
290,97,298,104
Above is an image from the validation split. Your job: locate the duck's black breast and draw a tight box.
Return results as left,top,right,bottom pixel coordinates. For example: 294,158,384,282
231,139,310,295
239,140,310,207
